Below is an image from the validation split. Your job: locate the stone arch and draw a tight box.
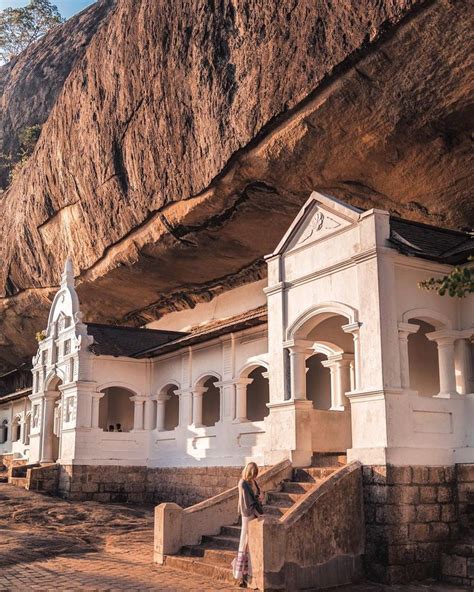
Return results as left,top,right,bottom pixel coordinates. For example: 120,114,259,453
312,341,344,358
44,370,66,392
194,373,221,428
238,360,269,379
98,385,136,432
96,381,142,397
194,371,222,389
402,308,452,329
287,302,358,340
234,362,270,423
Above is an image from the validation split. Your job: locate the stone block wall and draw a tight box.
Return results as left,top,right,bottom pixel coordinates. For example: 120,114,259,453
363,465,457,584
58,465,242,506
28,464,59,494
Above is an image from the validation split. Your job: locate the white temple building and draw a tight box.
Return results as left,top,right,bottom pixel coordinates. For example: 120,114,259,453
1,192,473,472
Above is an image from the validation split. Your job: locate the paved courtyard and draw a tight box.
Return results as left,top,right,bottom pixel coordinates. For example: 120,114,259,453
0,483,470,591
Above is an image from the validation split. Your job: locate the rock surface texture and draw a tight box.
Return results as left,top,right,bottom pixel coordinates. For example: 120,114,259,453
0,0,472,371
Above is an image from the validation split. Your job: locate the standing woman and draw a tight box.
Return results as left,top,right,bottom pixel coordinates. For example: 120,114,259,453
232,461,264,587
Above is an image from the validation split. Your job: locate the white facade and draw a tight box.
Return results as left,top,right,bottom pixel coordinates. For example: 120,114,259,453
1,192,473,468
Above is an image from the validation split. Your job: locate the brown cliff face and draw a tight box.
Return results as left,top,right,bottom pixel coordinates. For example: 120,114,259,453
0,0,116,188
0,0,473,371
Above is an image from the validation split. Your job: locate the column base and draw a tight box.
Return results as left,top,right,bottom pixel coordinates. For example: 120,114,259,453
434,391,462,399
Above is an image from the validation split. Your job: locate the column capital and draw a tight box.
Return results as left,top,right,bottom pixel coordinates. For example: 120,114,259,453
342,322,361,335
284,339,314,353
327,352,354,365
230,378,254,387
398,322,420,337
130,395,147,403
192,387,208,396
90,391,105,400
426,329,462,346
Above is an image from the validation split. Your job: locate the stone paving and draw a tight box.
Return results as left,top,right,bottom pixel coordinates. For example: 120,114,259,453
0,483,471,591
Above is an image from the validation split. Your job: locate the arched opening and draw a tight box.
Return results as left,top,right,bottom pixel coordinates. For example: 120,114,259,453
202,376,220,427
408,319,440,396
0,419,8,444
306,353,331,410
11,417,21,442
246,367,270,421
163,384,180,431
98,387,135,432
290,311,354,453
42,376,63,463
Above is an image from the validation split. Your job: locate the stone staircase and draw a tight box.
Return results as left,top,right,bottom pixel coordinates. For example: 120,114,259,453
8,462,40,489
163,454,346,584
441,488,474,586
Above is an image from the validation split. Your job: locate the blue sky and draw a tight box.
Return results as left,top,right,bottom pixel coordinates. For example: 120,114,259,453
0,0,95,19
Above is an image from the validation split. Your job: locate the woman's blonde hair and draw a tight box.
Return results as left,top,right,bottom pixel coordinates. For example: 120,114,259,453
242,461,258,481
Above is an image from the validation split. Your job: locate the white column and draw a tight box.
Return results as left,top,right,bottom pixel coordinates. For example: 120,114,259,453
131,396,145,430
234,378,253,423
397,322,420,390
144,399,155,430
154,396,168,431
90,392,104,428
179,390,193,427
322,354,353,410
426,330,460,398
286,340,312,400
40,392,57,464
342,323,361,390
455,338,472,395
192,387,207,427
19,418,26,445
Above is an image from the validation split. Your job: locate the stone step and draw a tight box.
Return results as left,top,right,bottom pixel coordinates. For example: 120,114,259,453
201,534,239,550
220,525,241,538
181,544,235,568
9,477,27,488
263,504,286,517
293,467,337,483
266,491,301,506
164,554,234,584
281,481,313,494
311,452,347,467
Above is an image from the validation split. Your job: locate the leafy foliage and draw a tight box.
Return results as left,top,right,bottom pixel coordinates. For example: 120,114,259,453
0,0,63,64
7,124,43,184
419,257,474,297
0,125,42,189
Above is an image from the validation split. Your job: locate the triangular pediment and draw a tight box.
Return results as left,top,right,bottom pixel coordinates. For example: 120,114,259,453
271,192,362,256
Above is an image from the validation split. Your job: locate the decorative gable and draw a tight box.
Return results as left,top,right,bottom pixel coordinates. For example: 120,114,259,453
270,191,362,256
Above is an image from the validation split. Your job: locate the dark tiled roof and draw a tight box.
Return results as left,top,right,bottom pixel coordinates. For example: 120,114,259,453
0,363,32,400
389,217,473,264
133,305,268,358
86,323,186,357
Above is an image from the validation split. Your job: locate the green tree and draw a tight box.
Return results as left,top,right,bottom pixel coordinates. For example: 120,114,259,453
0,0,63,64
419,257,474,298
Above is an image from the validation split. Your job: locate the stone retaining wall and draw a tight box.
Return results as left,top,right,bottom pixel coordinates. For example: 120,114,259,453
58,465,242,506
363,465,458,584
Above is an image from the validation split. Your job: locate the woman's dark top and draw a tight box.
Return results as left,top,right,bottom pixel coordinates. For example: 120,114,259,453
238,478,263,518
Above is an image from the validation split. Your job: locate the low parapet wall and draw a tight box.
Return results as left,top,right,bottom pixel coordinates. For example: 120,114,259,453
249,462,364,590
57,464,242,505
